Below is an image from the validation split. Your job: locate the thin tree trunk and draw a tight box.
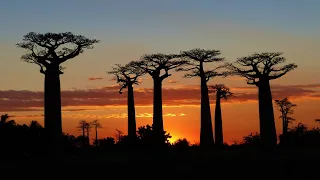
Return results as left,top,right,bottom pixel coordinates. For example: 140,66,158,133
258,79,277,148
153,78,164,146
282,116,286,135
82,126,85,146
95,126,98,146
87,128,90,145
214,92,223,147
44,66,62,155
127,84,137,141
199,63,214,147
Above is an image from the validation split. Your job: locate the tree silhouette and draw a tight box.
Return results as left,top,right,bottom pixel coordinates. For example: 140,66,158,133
178,48,225,147
136,124,172,148
134,53,188,145
225,52,297,148
85,122,92,145
114,129,124,143
0,114,16,130
17,32,99,153
91,120,102,146
275,97,297,135
210,84,233,147
77,120,89,146
107,62,144,142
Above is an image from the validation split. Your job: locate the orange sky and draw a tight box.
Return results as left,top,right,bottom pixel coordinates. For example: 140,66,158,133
1,12,320,144
4,77,320,144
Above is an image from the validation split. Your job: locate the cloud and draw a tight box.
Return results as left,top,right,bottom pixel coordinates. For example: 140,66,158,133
0,83,319,112
109,76,117,81
103,112,186,119
88,77,103,81
168,80,178,84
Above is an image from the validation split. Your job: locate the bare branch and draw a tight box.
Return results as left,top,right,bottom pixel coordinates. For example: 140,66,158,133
107,61,145,94
178,49,225,81
225,52,297,86
17,32,99,74
180,48,224,62
135,53,188,81
209,84,234,99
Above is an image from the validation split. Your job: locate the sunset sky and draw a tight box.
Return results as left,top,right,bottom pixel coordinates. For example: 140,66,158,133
0,0,319,144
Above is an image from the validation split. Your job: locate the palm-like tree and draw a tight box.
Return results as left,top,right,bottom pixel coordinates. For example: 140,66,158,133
0,114,16,130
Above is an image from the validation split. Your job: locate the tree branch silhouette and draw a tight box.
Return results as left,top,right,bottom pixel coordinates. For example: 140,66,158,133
224,52,297,148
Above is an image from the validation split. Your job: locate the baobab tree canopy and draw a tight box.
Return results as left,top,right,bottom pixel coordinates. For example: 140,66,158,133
16,32,100,74
136,53,188,80
180,48,224,63
178,48,226,81
225,52,297,85
210,84,234,99
107,62,145,94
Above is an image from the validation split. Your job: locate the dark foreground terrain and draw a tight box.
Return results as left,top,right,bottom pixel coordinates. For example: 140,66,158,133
1,147,319,178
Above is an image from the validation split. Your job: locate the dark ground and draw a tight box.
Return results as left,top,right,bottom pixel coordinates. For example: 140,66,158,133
1,148,319,178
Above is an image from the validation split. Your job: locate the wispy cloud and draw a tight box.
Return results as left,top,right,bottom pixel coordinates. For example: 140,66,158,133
103,112,186,119
168,80,178,84
0,83,319,112
88,77,104,81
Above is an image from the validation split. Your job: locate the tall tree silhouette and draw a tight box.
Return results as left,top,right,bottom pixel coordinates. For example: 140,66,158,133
178,48,225,147
85,122,92,145
107,62,144,142
225,52,297,148
210,84,233,147
275,97,297,135
135,53,188,145
91,120,102,146
17,32,99,153
77,120,89,146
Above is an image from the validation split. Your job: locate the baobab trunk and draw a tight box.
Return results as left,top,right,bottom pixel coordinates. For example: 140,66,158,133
127,84,137,141
153,78,164,145
44,65,62,155
258,79,277,148
214,92,223,147
199,64,214,147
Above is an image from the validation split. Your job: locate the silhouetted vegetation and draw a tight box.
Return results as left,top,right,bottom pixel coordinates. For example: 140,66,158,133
210,84,233,147
177,49,225,147
225,52,297,148
275,97,297,138
134,53,188,146
16,32,99,155
107,62,144,143
4,33,317,177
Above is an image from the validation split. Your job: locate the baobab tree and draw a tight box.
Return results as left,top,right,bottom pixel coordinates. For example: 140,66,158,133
17,32,99,153
107,61,144,142
85,122,92,145
135,53,188,145
178,48,225,147
91,120,102,146
77,120,89,146
210,84,233,147
275,97,297,135
225,52,297,148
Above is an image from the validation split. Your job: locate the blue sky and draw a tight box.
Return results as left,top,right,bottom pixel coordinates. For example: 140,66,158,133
1,0,319,40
